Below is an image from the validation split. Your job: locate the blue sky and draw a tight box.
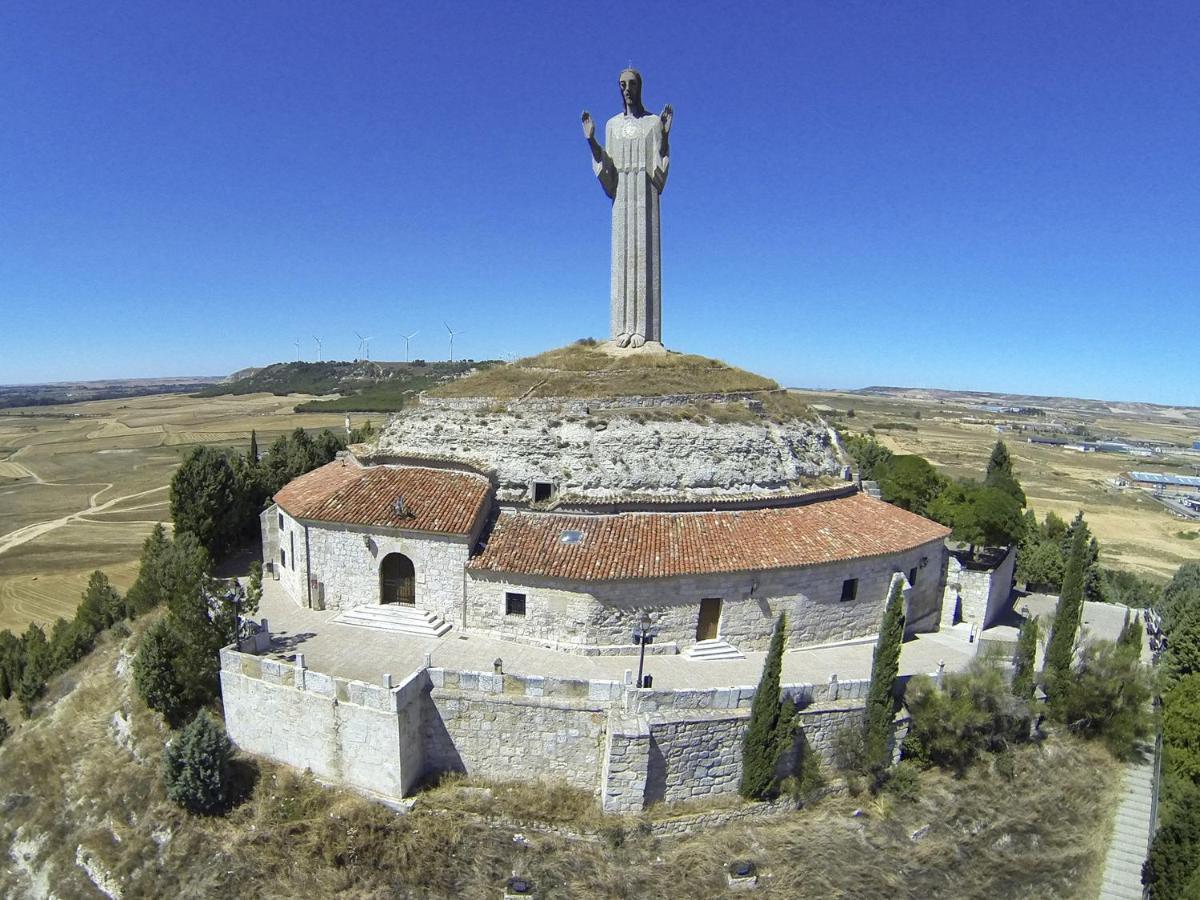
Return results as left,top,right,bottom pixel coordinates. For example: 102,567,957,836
1,2,1197,404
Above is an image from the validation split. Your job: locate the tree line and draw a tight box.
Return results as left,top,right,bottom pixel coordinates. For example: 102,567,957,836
1,425,358,810
843,431,1162,605
1144,563,1200,897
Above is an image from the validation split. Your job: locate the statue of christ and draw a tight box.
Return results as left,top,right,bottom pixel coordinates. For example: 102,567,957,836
582,69,673,349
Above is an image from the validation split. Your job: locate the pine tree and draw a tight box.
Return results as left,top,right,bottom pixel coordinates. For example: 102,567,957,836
739,614,795,800
1044,520,1089,703
864,579,906,772
163,709,233,814
133,618,191,727
125,524,172,616
985,440,1026,507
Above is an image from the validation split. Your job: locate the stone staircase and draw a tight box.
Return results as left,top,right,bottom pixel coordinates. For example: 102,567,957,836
332,604,452,638
683,639,745,661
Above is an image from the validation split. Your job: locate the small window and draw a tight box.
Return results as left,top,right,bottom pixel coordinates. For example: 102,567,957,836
840,578,858,602
280,548,287,569
909,567,918,588
278,512,284,530
505,592,527,616
533,481,554,503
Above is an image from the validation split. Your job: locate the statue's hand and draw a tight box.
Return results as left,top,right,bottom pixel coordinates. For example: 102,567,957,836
660,104,673,135
581,111,595,141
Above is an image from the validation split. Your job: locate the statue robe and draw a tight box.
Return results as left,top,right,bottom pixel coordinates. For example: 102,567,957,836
593,111,669,345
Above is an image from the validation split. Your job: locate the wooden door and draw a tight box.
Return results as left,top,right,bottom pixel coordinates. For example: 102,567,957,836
380,553,416,605
696,598,722,642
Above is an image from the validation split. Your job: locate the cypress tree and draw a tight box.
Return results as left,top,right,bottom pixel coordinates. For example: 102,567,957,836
865,579,906,772
248,429,259,463
740,614,794,800
1044,519,1089,703
1011,615,1040,701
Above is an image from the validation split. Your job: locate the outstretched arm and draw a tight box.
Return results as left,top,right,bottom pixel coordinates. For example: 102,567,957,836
583,111,617,199
651,104,673,193
581,111,605,165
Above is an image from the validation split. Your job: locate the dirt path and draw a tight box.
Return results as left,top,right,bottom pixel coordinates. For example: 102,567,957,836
0,484,168,558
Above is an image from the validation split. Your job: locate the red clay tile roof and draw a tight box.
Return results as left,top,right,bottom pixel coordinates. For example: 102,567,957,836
469,492,950,580
275,461,491,536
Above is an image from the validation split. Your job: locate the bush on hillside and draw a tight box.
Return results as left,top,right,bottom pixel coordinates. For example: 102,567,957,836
901,661,1029,774
1050,640,1150,758
133,618,192,727
163,710,233,814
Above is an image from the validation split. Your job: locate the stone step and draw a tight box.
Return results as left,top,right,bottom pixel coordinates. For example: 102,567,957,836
333,604,452,637
683,639,745,661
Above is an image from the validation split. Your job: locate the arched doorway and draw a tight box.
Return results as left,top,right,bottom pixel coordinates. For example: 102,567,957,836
380,553,416,605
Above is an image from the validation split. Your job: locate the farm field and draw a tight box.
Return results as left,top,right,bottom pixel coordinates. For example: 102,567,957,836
791,388,1200,581
0,393,356,632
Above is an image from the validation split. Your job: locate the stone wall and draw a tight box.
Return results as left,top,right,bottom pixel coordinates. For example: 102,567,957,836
219,648,426,801
220,648,917,813
423,690,607,791
303,522,470,622
377,403,841,502
939,546,1016,631
464,538,946,654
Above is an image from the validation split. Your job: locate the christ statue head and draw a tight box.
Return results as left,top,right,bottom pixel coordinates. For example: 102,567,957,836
619,68,645,117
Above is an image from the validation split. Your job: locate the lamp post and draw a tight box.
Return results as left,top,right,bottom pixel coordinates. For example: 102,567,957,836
633,612,653,689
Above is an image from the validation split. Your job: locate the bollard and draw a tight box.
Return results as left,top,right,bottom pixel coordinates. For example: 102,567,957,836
384,673,393,689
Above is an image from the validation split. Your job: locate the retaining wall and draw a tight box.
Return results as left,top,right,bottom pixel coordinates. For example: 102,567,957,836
220,648,910,813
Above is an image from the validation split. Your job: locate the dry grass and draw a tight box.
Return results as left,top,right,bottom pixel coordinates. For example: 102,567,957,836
429,342,777,400
0,394,351,632
0,622,1122,899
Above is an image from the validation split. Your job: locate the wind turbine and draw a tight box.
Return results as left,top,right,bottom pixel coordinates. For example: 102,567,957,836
360,335,374,361
353,330,366,361
403,330,419,363
293,339,301,362
313,335,323,362
444,321,465,364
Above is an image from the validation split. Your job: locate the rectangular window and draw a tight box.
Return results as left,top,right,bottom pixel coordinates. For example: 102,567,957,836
533,482,553,503
840,578,858,602
505,592,527,616
909,567,918,587
280,548,287,569
278,512,284,530
290,532,295,569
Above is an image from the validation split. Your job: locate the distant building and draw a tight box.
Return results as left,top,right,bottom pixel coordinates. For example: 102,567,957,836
1128,471,1200,495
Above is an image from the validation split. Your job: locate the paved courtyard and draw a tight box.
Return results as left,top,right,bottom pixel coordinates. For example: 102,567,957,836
253,579,977,691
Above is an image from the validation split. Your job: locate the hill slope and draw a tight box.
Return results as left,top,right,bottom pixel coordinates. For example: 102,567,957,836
427,340,777,400
197,360,496,412
0,618,1121,898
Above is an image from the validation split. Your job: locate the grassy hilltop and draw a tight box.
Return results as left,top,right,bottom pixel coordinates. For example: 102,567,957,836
427,340,778,400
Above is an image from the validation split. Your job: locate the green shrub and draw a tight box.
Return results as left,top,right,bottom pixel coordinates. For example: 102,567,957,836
902,661,1028,774
1050,640,1150,758
1145,781,1200,899
1163,674,1200,784
163,710,233,814
881,760,922,802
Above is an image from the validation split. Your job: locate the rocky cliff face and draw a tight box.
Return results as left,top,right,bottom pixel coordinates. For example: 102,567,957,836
374,399,845,502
